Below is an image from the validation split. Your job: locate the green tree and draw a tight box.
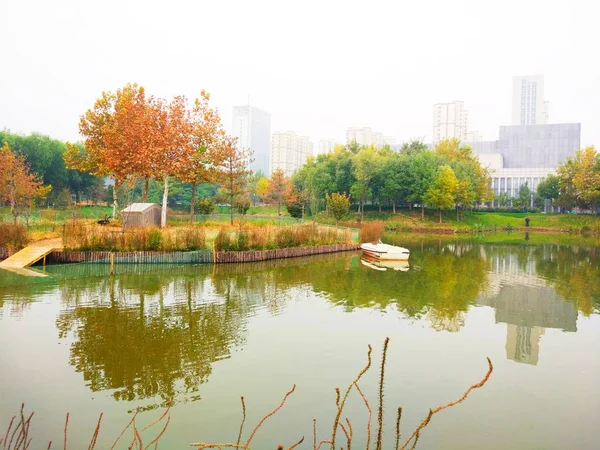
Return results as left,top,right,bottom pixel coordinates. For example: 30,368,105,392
424,165,458,223
536,175,560,210
514,182,532,209
327,192,351,224
407,150,438,218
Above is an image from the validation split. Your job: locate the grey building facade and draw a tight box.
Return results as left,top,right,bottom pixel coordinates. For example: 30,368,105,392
470,123,581,169
232,105,272,175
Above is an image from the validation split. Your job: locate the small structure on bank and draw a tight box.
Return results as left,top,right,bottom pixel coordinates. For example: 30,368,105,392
121,203,162,229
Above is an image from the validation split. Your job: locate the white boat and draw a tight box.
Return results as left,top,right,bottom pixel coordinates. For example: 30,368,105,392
360,241,410,261
361,257,410,272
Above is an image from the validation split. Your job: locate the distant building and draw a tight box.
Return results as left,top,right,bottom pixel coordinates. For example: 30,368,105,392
512,75,548,125
433,101,469,143
467,123,581,203
232,105,271,175
346,127,395,147
317,139,339,155
270,131,313,176
465,131,482,143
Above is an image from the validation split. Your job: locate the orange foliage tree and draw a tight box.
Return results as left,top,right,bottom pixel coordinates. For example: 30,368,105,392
67,84,154,217
215,137,253,225
146,95,194,228
266,169,294,215
0,143,52,224
177,91,226,220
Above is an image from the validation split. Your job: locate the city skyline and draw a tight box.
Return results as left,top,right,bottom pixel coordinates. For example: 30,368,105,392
1,1,596,150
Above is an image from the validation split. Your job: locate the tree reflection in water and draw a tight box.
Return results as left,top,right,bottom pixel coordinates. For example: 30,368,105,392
1,239,598,405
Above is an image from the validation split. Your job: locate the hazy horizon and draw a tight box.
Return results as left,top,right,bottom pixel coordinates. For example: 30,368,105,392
1,0,597,148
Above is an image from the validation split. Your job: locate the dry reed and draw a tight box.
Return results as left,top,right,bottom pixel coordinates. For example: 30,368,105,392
1,340,493,450
214,224,350,252
63,223,206,252
0,221,29,251
359,221,384,243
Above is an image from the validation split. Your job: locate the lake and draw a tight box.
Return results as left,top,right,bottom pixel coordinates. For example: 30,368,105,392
1,237,599,449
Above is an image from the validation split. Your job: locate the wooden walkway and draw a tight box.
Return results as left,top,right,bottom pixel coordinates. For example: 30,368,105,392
0,238,63,269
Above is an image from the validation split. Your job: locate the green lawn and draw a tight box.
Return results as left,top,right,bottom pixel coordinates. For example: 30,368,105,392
351,209,600,232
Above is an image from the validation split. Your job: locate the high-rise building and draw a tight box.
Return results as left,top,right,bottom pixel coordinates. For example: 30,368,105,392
512,75,547,125
346,127,395,147
270,131,313,176
317,139,339,155
432,101,469,143
232,105,271,175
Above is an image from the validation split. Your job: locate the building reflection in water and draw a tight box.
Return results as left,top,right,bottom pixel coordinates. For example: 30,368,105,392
477,247,578,365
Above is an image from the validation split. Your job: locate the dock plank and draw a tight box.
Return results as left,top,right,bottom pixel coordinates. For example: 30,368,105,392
0,238,63,269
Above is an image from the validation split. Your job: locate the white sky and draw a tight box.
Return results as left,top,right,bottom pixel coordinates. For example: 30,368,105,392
1,0,598,147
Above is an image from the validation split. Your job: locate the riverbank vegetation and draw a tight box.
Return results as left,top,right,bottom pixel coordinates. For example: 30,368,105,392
214,223,351,252
63,223,207,252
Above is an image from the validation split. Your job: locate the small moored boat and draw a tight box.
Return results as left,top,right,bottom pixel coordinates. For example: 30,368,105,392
360,241,410,261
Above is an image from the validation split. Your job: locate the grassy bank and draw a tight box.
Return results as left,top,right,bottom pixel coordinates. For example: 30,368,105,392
383,230,600,247
319,209,600,234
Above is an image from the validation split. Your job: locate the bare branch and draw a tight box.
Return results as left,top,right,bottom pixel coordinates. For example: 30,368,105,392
399,357,494,450
243,385,296,449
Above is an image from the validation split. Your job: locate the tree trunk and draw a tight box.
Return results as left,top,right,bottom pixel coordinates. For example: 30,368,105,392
392,201,396,214
456,205,459,222
112,181,119,218
278,201,281,216
142,178,150,202
421,204,425,220
230,193,234,226
190,182,197,222
439,208,442,223
378,202,382,213
161,176,169,228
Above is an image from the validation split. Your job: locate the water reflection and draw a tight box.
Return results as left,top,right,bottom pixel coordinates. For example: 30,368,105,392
0,240,598,401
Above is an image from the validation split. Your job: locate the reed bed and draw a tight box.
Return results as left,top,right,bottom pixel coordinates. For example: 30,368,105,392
359,221,385,244
214,224,351,252
0,221,29,250
1,338,493,449
63,223,207,252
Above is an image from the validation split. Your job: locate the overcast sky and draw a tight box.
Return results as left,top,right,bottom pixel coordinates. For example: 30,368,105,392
1,0,597,147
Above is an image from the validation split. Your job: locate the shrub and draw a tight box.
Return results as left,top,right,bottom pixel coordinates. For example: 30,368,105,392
197,199,215,215
146,229,162,251
178,227,206,250
214,227,234,251
0,221,30,250
327,192,351,224
359,221,384,243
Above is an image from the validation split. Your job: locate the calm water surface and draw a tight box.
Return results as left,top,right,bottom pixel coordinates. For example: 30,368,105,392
1,238,599,449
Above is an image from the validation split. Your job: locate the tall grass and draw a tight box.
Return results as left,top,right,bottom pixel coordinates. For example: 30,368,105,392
0,221,29,250
214,224,350,252
63,224,206,251
359,221,385,243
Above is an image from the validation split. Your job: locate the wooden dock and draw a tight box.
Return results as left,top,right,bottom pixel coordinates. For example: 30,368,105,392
0,238,63,269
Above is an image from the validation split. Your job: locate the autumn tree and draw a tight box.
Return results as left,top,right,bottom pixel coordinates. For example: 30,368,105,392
572,146,600,213
267,169,293,215
254,177,270,203
327,192,350,224
0,143,52,224
69,84,154,217
177,91,225,220
145,95,195,227
424,165,458,223
215,137,253,225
